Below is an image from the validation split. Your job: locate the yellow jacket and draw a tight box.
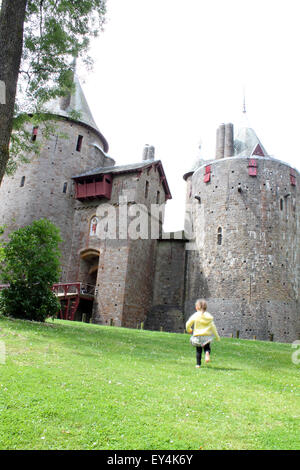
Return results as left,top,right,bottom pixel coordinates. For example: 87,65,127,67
186,311,220,340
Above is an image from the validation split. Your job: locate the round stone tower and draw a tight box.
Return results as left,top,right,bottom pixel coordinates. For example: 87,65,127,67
0,73,114,282
184,122,300,343
183,142,208,239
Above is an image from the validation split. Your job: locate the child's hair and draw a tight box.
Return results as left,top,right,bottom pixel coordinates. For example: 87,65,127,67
195,299,207,311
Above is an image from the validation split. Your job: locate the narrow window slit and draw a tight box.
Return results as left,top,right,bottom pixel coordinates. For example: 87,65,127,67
76,135,83,152
145,180,149,199
280,198,283,210
217,227,222,245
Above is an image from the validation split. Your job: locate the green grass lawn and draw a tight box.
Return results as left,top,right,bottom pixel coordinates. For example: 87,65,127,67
0,316,299,450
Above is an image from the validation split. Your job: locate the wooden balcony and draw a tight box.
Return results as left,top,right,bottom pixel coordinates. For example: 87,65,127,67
75,174,112,201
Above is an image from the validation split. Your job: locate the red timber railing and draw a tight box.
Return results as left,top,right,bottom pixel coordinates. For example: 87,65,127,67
52,283,81,321
52,283,96,321
0,282,95,321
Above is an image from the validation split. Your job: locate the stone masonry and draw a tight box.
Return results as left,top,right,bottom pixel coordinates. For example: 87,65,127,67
0,73,299,343
184,155,299,343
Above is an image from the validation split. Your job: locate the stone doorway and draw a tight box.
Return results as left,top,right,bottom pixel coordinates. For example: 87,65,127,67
79,248,100,285
76,248,100,322
87,264,98,288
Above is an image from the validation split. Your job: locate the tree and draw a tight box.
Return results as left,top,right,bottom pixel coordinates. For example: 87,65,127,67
0,0,107,184
0,0,27,183
0,219,62,322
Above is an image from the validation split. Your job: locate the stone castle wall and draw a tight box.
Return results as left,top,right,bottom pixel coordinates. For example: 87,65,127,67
1,111,299,344
184,156,299,342
145,238,186,332
0,118,106,281
92,165,168,328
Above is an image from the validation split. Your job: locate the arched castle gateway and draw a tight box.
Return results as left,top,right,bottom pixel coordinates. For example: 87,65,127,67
0,74,299,342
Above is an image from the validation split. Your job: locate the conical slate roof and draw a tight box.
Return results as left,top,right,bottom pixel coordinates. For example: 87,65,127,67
183,143,207,180
45,74,109,152
234,126,268,157
233,110,268,157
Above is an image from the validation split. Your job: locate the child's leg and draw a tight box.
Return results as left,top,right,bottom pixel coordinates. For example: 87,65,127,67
204,342,211,362
196,346,203,366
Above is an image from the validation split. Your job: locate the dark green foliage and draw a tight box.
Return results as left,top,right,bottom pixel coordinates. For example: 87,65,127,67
21,0,107,107
0,219,62,321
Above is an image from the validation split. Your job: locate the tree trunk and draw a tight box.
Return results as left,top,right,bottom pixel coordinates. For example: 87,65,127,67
0,0,27,185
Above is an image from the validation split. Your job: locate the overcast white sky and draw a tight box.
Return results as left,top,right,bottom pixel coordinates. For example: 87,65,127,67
78,0,300,231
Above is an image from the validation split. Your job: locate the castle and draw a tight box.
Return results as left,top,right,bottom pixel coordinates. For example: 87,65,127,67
0,74,299,343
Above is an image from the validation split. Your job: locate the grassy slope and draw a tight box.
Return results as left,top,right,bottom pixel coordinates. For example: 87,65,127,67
0,316,299,450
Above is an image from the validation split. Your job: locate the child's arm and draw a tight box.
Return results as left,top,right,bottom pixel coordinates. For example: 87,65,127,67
211,321,220,341
185,316,194,334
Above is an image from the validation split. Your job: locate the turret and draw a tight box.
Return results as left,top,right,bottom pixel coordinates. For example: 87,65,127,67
184,120,299,343
45,73,109,153
0,72,110,282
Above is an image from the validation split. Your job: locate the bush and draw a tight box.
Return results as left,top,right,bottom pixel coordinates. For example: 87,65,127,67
0,219,62,321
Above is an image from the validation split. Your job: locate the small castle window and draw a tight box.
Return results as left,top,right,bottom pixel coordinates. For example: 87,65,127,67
63,182,68,194
280,198,283,211
20,176,25,187
156,191,160,204
217,227,222,245
145,181,149,199
31,127,38,142
76,135,83,152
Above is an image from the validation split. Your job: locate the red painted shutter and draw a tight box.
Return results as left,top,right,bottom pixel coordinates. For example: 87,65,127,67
204,165,211,183
248,159,257,176
248,167,257,176
290,168,296,186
